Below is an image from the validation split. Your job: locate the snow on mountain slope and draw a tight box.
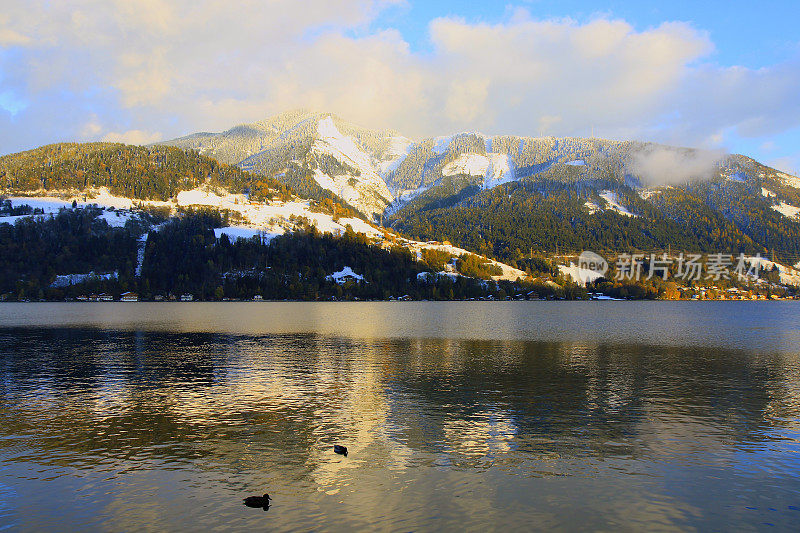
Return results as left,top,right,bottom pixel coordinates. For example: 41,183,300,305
160,111,401,219
160,110,800,231
779,173,800,189
176,184,526,281
599,190,637,217
484,154,516,189
0,188,161,227
441,152,516,189
745,256,800,286
442,153,490,177
379,136,414,176
584,200,602,214
315,117,377,174
309,117,393,218
772,202,800,219
176,186,382,238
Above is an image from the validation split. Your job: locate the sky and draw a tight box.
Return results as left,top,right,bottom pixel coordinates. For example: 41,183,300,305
0,0,799,174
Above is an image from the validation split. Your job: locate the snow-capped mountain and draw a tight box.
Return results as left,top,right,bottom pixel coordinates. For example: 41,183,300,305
162,110,409,219
4,129,800,293
162,112,800,226
157,110,800,267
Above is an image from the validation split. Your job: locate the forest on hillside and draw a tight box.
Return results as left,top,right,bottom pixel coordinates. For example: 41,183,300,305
0,208,564,302
389,178,800,266
0,142,293,202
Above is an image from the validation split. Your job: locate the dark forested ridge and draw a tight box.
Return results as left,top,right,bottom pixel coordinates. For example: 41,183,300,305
0,207,140,299
1,202,796,302
390,177,800,267
140,214,513,301
0,208,546,302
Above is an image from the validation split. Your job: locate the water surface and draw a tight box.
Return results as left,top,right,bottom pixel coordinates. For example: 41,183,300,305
1,302,800,531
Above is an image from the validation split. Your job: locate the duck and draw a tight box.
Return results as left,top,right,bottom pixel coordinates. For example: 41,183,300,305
333,444,348,456
243,494,271,509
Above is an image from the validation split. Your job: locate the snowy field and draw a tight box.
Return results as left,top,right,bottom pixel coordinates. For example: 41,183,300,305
1,191,139,227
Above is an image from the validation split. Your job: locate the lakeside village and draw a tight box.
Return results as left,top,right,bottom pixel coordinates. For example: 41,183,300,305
7,255,800,303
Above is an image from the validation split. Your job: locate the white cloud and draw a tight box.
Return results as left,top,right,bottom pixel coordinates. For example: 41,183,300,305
0,2,798,163
79,117,103,139
628,145,726,185
102,130,163,145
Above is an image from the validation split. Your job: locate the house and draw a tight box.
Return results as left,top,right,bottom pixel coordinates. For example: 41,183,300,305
180,293,194,301
154,294,164,301
120,292,138,302
253,295,263,301
98,293,113,301
76,295,88,301
325,266,366,284
88,294,100,302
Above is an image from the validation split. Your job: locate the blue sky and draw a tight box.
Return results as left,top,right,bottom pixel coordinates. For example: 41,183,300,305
0,0,798,174
373,1,799,67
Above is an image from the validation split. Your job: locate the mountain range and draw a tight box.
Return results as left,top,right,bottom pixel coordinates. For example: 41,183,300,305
159,110,800,265
3,109,800,299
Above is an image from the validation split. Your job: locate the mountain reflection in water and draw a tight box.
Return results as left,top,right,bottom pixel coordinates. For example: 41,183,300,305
1,305,800,530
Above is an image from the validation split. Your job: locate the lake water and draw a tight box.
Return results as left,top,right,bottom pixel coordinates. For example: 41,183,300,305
1,302,800,531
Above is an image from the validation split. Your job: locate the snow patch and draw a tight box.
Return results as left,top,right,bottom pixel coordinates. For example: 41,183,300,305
135,234,147,277
746,256,800,286
2,197,72,213
176,186,382,240
484,153,516,189
441,152,516,189
316,117,378,175
0,214,46,225
771,202,800,219
379,136,413,176
599,190,637,217
97,210,133,228
638,188,664,200
385,186,430,216
176,188,225,207
2,191,142,227
565,159,586,166
442,153,490,177
584,200,601,214
403,240,525,282
779,172,800,189
761,188,776,198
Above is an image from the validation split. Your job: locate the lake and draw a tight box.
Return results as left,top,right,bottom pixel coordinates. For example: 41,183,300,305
1,302,800,531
